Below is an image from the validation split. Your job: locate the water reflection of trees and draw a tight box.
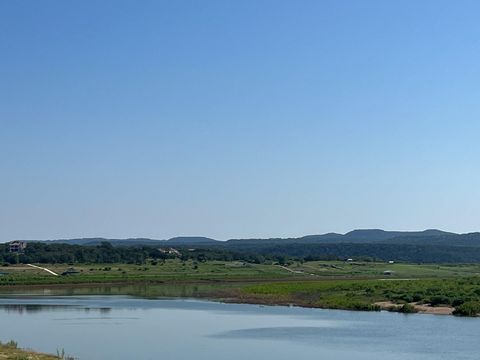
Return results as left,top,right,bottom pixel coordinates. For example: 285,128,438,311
0,304,111,314
0,283,231,299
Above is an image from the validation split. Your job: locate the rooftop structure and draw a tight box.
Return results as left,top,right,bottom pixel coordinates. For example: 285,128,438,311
9,241,27,253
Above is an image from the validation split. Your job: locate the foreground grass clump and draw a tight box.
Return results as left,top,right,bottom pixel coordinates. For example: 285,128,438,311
238,278,480,315
0,340,73,360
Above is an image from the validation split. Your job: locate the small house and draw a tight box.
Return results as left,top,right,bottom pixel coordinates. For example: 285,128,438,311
9,241,27,253
158,248,181,256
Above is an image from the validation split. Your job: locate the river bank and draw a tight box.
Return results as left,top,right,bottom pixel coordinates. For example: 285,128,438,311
210,278,480,316
1,276,478,317
0,340,62,360
215,288,456,315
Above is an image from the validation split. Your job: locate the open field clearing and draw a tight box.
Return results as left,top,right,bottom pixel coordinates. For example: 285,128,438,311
1,260,480,286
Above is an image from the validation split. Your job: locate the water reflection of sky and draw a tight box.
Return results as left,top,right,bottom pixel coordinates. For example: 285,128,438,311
0,295,478,360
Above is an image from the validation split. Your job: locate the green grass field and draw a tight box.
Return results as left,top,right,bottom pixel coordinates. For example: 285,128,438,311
290,261,480,278
0,260,294,286
1,260,480,286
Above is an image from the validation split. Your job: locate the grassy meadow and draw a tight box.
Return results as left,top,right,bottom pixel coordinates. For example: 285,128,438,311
1,259,480,286
0,260,292,286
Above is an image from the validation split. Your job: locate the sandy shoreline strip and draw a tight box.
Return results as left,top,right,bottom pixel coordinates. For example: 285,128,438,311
375,301,454,315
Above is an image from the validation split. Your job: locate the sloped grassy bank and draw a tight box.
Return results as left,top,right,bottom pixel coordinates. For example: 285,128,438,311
218,277,480,316
0,340,73,360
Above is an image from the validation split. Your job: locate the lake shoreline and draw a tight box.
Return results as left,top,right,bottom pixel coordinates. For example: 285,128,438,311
0,279,464,317
374,300,454,315
2,260,479,318
211,291,457,316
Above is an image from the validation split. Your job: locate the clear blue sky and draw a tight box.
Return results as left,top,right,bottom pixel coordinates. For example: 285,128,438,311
1,0,480,242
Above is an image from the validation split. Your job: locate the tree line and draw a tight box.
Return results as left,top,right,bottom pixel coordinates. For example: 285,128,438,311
2,241,480,265
0,242,270,265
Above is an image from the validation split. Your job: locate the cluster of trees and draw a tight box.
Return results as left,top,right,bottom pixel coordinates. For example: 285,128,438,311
179,248,267,264
0,242,173,265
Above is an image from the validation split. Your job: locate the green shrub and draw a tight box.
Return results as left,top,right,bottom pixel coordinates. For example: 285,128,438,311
412,293,424,302
400,294,414,303
452,298,465,307
429,295,450,306
398,303,417,313
453,302,480,316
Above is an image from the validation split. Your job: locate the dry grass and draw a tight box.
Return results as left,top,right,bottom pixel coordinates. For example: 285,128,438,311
0,341,59,360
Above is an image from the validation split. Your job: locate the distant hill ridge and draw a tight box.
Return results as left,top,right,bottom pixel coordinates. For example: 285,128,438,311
24,236,219,247
15,229,480,248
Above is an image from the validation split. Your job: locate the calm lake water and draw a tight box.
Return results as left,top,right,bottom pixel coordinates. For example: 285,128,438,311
0,286,478,360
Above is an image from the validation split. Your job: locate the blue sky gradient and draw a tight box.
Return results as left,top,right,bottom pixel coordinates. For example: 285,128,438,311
1,0,480,241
